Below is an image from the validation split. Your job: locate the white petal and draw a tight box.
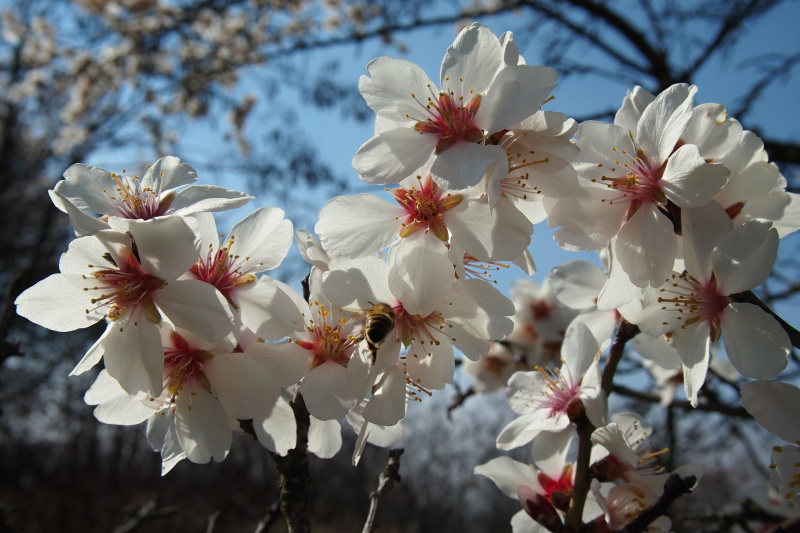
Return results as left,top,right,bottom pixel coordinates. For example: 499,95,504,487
362,364,408,426
102,320,165,397
661,145,728,207
204,352,281,419
254,396,297,456
85,370,154,425
440,23,503,95
388,235,452,316
510,509,546,533
15,274,102,332
146,156,197,190
359,56,435,119
316,193,402,257
548,260,605,309
175,385,232,463
155,279,234,340
680,203,733,280
227,207,293,271
448,196,532,261
49,190,110,236
713,220,778,295
300,361,356,420
478,65,558,134
742,381,800,443
168,184,252,215
352,128,436,184
430,143,505,189
615,205,676,288
673,324,711,406
474,456,538,499
239,278,307,340
496,411,562,450
57,163,117,213
127,217,199,280
307,417,342,459
722,303,788,379
636,84,695,166
251,341,312,388
71,327,111,375
404,338,454,390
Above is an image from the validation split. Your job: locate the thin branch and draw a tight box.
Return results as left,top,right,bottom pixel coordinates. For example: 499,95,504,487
621,473,698,533
269,393,312,533
112,500,177,533
362,448,405,533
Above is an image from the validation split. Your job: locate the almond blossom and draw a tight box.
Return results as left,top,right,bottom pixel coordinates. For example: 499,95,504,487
353,23,558,190
49,156,252,236
632,204,789,405
496,322,606,450
546,84,729,287
15,217,233,396
316,173,531,262
186,207,293,334
84,326,294,474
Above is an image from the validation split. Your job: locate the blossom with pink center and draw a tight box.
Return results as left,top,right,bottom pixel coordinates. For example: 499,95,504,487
49,156,252,236
251,272,373,421
84,327,294,474
479,110,580,224
323,244,514,392
545,84,729,287
316,174,531,262
353,23,557,189
632,204,789,405
496,322,605,451
185,208,293,335
476,429,604,531
15,217,234,396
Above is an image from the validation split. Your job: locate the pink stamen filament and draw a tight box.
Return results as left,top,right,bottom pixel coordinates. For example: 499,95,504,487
393,175,463,240
656,272,729,341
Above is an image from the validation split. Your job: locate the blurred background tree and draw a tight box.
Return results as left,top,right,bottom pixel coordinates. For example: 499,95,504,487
1,0,798,531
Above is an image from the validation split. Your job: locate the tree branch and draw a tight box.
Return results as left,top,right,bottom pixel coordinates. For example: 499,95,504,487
362,448,404,533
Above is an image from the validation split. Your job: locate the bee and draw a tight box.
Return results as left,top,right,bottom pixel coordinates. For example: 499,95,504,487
363,302,397,364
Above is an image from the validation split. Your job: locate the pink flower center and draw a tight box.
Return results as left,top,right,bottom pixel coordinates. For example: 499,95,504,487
536,366,583,419
392,175,463,240
412,89,483,154
190,238,257,302
108,172,171,220
88,251,165,322
594,147,667,219
656,272,729,342
296,302,359,368
163,331,213,395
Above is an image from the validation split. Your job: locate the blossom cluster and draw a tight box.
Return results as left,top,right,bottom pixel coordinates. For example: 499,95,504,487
14,21,800,529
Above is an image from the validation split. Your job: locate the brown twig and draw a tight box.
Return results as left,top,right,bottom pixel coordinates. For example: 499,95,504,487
362,448,405,533
620,474,698,533
269,393,312,533
112,500,177,533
